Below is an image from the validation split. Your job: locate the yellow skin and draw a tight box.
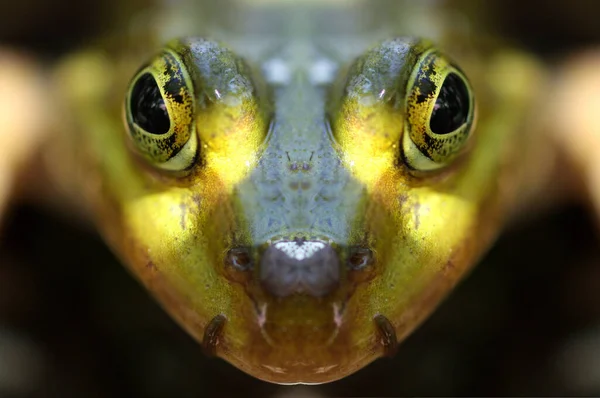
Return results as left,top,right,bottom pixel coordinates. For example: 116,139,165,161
39,0,550,385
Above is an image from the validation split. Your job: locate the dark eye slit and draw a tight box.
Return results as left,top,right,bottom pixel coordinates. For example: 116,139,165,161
429,73,469,135
131,73,171,135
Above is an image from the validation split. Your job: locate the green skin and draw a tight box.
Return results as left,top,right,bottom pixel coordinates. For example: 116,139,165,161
49,0,547,384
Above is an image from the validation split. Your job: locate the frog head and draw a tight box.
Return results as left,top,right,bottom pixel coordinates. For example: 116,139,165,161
95,33,514,383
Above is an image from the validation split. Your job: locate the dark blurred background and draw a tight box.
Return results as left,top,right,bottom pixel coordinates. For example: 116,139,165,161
1,0,600,396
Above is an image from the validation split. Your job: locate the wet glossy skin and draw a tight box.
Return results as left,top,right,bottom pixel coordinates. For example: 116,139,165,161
52,0,545,384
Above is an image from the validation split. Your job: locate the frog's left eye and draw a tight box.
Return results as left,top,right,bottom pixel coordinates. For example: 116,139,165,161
125,50,197,171
403,49,475,171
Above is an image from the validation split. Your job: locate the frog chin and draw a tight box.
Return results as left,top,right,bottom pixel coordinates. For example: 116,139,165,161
213,236,385,384
238,293,359,384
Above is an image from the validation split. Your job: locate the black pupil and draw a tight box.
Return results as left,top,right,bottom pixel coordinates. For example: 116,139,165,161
429,73,470,135
130,73,170,135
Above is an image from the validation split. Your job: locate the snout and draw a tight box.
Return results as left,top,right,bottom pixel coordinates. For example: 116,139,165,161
259,238,340,297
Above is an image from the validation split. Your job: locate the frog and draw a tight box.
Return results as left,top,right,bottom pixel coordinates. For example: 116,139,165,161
0,0,596,386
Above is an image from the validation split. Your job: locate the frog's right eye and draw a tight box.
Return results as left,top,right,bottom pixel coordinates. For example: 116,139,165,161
125,50,197,171
401,49,475,171
330,39,476,180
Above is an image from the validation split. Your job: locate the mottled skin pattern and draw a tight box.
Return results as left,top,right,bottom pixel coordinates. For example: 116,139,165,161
50,1,547,384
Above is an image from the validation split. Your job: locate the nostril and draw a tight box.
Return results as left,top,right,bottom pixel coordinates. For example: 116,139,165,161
348,247,373,270
259,239,340,297
225,247,253,271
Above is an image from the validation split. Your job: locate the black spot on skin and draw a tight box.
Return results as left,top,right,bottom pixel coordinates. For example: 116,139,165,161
202,314,227,357
374,314,398,357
